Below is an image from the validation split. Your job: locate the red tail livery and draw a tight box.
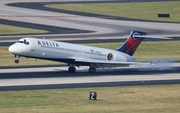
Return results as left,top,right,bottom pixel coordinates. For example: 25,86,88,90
116,31,147,56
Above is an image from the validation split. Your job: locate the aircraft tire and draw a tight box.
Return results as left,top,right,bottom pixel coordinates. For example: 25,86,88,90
89,67,96,73
15,59,19,63
68,66,76,73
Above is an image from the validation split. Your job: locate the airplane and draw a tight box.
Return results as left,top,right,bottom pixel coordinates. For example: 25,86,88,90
8,31,170,73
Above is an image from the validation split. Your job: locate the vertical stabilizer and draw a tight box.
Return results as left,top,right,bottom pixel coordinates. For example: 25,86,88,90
116,31,147,56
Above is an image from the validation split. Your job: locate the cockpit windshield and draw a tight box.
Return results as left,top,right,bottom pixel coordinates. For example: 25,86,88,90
17,39,29,45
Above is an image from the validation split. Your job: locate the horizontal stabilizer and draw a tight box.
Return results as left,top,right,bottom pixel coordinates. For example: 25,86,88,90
133,35,172,40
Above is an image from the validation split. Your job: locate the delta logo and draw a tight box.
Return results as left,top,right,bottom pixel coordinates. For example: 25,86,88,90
37,40,59,47
38,41,41,45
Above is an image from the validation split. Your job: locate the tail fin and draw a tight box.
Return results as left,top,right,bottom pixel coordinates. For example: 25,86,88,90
116,31,171,56
116,31,146,56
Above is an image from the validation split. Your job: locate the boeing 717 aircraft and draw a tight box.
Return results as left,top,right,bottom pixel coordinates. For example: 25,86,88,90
8,31,169,73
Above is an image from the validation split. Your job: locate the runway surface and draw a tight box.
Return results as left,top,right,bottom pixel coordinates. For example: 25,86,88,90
0,0,180,91
0,63,180,91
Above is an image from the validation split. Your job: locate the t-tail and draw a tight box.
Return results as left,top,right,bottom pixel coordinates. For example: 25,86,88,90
116,31,171,56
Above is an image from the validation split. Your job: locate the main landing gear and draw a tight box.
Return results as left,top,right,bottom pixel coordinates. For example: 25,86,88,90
88,67,96,73
68,65,96,73
15,55,20,63
68,66,76,73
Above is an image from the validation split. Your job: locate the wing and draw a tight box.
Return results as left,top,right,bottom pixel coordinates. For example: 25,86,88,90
75,58,151,68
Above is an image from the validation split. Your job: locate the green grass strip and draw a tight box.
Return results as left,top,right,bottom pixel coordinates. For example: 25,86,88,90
0,84,180,113
46,1,180,22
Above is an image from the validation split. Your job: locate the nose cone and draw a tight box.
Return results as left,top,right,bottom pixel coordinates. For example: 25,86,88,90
8,44,22,54
8,45,14,53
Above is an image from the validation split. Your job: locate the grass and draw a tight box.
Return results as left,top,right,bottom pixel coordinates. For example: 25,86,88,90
0,24,48,35
46,1,180,22
0,84,180,113
1,41,179,67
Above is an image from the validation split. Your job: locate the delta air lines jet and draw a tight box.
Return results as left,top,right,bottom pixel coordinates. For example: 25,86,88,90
8,31,169,73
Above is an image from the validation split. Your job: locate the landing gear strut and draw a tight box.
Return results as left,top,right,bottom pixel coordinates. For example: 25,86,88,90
15,55,20,63
89,67,96,73
68,66,76,73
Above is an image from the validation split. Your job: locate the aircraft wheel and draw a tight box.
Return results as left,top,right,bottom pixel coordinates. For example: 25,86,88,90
15,59,19,63
68,66,76,73
89,67,96,73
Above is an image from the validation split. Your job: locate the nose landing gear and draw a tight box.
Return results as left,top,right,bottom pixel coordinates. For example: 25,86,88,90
15,55,20,63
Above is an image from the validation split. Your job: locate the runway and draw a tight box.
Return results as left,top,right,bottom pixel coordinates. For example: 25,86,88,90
0,0,180,91
0,63,180,91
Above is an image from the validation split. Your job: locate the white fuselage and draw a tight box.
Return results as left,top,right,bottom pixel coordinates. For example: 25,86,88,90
9,38,134,68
